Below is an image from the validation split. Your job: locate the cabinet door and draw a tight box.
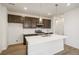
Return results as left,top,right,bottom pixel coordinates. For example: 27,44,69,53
8,14,23,23
47,20,51,28
23,17,39,28
31,18,39,28
23,17,32,28
43,19,51,28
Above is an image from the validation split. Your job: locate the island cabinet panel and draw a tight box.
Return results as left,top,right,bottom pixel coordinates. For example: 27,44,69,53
8,14,23,23
43,19,51,28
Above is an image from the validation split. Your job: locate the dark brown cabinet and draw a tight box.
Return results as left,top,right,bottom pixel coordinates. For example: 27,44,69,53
8,14,23,23
23,17,32,28
23,17,39,28
8,14,51,28
43,19,51,28
31,18,39,28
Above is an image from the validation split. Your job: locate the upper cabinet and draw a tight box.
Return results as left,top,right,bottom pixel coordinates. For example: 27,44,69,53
8,14,23,23
23,17,39,28
31,18,39,28
8,14,51,28
43,19,51,28
23,17,32,28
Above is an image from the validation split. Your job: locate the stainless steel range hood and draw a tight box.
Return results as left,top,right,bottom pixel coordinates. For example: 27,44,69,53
36,23,43,27
37,18,44,27
37,23,44,25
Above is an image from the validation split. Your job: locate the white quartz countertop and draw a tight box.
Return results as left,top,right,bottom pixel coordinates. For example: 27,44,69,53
25,34,67,45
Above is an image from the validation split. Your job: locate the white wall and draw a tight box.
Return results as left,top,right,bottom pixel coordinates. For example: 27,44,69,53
8,23,23,45
8,11,53,45
52,15,64,35
64,8,79,49
0,4,8,53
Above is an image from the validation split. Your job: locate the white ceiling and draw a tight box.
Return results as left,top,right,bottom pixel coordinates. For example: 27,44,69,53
1,3,79,18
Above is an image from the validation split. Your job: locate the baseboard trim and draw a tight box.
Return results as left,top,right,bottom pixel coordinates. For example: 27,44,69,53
8,43,23,47
65,44,79,49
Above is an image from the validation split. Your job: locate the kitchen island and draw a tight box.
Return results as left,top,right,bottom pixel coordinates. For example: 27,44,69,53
25,34,66,55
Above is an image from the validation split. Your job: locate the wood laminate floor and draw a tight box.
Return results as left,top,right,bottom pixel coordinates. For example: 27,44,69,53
0,44,26,55
0,44,79,55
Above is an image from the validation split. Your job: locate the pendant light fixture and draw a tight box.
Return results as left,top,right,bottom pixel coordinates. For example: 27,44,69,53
54,4,59,34
55,4,58,20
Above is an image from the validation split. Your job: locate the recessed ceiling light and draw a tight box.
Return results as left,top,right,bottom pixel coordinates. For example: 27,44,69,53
56,20,59,23
67,3,71,6
48,13,51,15
24,7,27,10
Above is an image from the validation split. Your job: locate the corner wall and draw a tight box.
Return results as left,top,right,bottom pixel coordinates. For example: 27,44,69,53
0,4,8,53
51,15,64,35
64,8,79,48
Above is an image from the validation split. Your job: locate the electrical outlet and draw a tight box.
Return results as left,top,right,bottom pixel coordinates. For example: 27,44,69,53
16,40,18,42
